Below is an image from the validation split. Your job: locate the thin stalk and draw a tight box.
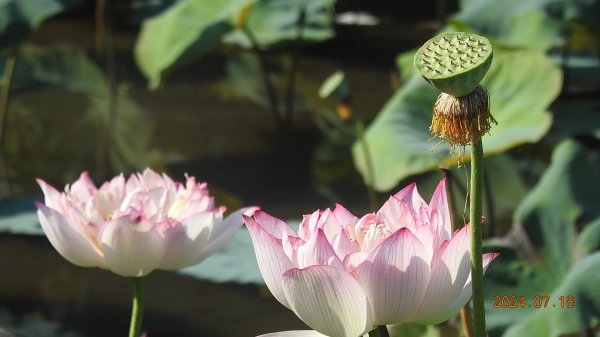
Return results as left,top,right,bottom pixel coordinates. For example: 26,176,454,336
483,161,496,238
469,140,486,337
442,168,473,337
95,0,118,179
354,109,377,211
435,0,447,27
0,51,17,197
242,26,282,128
283,9,305,129
128,277,145,337
95,0,106,57
368,325,390,337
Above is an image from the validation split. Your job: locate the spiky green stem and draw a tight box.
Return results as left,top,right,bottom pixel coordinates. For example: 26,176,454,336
129,277,145,337
470,140,485,337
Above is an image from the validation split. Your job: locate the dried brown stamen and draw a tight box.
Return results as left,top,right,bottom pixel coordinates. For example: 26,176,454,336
430,85,496,150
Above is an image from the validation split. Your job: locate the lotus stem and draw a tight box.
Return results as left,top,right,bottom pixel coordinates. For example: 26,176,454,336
283,9,306,129
369,325,390,337
0,51,16,197
443,168,474,337
483,161,496,238
242,26,282,129
129,277,145,337
469,139,485,337
354,111,378,211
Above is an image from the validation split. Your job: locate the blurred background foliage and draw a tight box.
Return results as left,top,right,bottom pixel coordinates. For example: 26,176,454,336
0,0,599,336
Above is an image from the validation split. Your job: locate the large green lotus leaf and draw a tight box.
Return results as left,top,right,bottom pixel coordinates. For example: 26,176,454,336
218,51,268,107
180,227,264,284
453,0,565,51
514,139,600,274
443,153,528,225
484,139,600,336
0,198,43,235
352,48,560,191
501,252,600,337
8,45,157,178
576,217,600,258
0,0,82,47
5,44,105,92
223,0,335,47
134,0,253,89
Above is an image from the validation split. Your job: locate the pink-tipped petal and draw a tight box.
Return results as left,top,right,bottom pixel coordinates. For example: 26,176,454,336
320,205,357,241
258,331,328,337
428,178,451,242
330,204,359,227
355,228,431,324
69,171,97,202
331,228,358,261
282,266,372,337
100,214,167,277
343,252,369,274
378,196,415,232
298,210,328,241
202,207,258,255
415,252,499,324
36,204,105,267
245,215,294,309
159,211,215,270
392,182,427,211
255,210,297,239
282,231,304,265
411,225,471,320
141,168,165,188
296,229,343,269
413,224,435,264
36,179,63,211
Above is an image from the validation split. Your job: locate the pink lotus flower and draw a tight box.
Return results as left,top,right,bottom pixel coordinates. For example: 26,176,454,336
36,169,256,277
244,179,497,337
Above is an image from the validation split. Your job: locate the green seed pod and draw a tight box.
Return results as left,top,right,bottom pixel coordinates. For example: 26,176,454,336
414,32,493,97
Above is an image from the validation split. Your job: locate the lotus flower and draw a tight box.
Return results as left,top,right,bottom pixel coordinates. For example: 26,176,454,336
244,179,497,337
36,169,256,277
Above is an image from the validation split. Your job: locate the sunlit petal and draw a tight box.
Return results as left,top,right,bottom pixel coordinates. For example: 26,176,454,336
415,252,499,324
159,211,214,269
245,215,294,309
282,266,372,337
296,229,343,269
100,213,167,277
355,228,431,324
36,203,105,267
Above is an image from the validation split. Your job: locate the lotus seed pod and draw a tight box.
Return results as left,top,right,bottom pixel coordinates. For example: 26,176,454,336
414,32,493,97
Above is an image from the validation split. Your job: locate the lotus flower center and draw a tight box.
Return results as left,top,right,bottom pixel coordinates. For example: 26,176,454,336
354,214,392,251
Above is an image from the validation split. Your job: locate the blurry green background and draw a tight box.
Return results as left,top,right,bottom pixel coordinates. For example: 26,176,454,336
0,0,599,336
